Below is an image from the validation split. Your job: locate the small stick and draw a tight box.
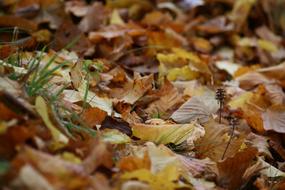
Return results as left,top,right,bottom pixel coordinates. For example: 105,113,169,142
221,116,239,160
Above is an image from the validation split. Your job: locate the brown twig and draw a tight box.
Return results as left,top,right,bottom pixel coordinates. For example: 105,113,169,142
221,116,239,160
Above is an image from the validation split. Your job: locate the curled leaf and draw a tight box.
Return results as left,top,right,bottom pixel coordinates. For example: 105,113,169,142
132,119,204,145
35,96,68,150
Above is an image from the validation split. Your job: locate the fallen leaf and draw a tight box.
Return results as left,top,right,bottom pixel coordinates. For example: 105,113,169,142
131,119,204,145
82,139,113,174
0,15,38,31
217,147,258,190
262,105,285,133
101,129,131,144
171,89,219,124
35,96,68,150
14,164,54,190
78,2,109,33
81,107,107,127
78,80,113,116
101,116,132,136
110,9,125,25
117,151,151,172
195,120,245,161
121,74,153,104
144,80,182,118
245,133,272,158
11,146,95,190
121,164,188,190
257,62,285,81
229,0,256,31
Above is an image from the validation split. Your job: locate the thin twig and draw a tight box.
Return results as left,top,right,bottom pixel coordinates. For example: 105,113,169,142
221,116,239,160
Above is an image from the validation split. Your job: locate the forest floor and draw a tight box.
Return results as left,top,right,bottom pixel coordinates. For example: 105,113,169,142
1,0,285,189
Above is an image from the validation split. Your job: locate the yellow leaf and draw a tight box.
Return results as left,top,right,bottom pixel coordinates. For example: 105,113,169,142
167,66,199,81
157,48,201,66
172,48,201,64
0,121,7,135
156,48,211,81
110,9,125,25
121,164,184,190
101,129,131,144
233,65,260,78
61,152,82,164
257,39,278,52
229,0,256,31
228,92,253,109
35,96,68,150
132,120,202,145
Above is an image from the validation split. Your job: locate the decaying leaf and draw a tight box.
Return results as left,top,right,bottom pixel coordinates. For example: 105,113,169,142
217,147,258,190
81,107,107,127
82,139,113,174
144,80,182,118
132,119,204,145
262,105,285,133
101,129,131,144
121,74,153,104
11,146,96,190
195,120,246,161
246,133,272,158
229,0,257,31
117,151,151,172
171,89,219,124
2,0,285,189
157,48,211,81
35,96,68,150
121,164,189,190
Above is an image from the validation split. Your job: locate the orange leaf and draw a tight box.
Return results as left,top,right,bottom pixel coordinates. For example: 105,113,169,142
117,152,151,172
81,107,107,127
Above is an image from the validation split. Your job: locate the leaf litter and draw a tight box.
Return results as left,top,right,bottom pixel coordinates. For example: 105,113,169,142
1,0,285,189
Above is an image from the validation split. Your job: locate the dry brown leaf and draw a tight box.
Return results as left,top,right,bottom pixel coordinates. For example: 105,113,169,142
195,120,245,161
195,16,233,34
236,72,274,90
258,62,285,81
117,151,151,172
262,105,285,133
78,2,109,33
121,74,153,104
171,89,219,124
246,133,272,158
145,80,182,118
177,155,218,178
229,0,256,31
53,20,92,56
11,146,94,190
0,15,38,31
217,147,258,190
81,107,107,127
264,84,285,105
82,139,113,174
